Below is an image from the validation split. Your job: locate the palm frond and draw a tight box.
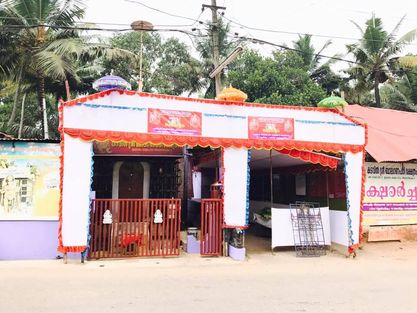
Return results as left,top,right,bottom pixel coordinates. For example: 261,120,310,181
350,20,364,36
35,50,75,79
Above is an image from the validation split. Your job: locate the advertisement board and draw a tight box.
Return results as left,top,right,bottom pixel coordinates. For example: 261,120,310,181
148,108,202,136
93,141,183,156
0,142,60,220
363,162,417,226
248,116,294,140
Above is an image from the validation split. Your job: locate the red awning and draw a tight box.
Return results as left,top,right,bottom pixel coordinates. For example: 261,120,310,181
277,149,339,169
344,104,417,162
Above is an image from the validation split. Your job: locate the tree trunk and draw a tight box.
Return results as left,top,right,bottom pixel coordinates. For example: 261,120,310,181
37,72,49,139
374,73,381,107
7,63,24,127
18,93,26,139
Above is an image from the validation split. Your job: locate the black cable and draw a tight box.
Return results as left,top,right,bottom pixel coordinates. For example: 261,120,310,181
234,35,358,64
123,0,212,27
222,14,417,47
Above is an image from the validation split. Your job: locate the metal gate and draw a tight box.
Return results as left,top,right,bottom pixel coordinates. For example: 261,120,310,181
88,199,181,259
200,199,223,256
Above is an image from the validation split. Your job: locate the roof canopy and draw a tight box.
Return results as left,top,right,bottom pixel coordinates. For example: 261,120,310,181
345,104,417,162
61,89,366,153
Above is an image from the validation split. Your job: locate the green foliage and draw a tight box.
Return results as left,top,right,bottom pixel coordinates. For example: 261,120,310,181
380,67,417,111
226,50,326,106
102,32,203,96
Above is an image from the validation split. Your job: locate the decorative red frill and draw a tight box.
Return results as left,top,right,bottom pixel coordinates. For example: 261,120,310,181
63,128,364,154
277,149,339,169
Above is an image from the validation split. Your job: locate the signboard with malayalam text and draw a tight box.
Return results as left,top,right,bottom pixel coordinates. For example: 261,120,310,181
363,162,417,226
93,141,183,156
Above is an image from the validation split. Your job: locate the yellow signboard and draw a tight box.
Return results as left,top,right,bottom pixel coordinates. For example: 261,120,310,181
363,162,417,226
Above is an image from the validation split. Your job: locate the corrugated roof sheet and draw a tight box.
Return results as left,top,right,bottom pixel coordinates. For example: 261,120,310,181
344,104,417,162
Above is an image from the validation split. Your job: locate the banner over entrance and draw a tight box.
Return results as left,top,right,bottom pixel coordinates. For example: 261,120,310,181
148,109,202,136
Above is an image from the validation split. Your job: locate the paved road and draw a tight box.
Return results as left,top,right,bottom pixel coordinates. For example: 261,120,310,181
1,241,416,313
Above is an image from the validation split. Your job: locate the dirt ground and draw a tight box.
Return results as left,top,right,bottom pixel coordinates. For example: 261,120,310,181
1,239,417,313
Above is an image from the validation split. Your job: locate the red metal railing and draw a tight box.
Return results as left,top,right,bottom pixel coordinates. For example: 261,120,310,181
88,199,181,259
200,199,223,256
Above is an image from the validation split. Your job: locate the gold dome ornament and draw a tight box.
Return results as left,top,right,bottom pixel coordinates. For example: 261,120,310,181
216,86,248,102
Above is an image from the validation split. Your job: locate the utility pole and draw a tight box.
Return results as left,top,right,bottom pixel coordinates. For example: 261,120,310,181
203,1,226,97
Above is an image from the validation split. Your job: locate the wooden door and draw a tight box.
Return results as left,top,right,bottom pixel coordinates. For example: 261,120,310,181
119,162,144,199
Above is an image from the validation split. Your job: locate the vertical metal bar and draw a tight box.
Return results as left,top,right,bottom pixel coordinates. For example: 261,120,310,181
208,201,212,254
155,200,158,256
210,201,214,254
202,200,206,255
200,200,204,255
211,201,214,255
97,200,103,259
158,199,162,256
127,200,132,256
104,200,108,258
108,200,113,258
216,200,220,255
131,200,135,256
109,200,113,258
159,199,163,256
133,200,138,257
144,199,148,257
167,199,171,255
89,200,94,259
161,200,165,256
150,200,154,256
177,199,181,255
220,200,223,255
88,200,94,259
120,200,126,257
143,200,148,257
112,200,117,258
138,200,142,256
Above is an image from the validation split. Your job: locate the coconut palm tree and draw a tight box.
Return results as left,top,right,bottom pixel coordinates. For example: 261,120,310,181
292,34,341,95
1,0,134,139
0,0,85,138
346,16,417,107
380,63,417,112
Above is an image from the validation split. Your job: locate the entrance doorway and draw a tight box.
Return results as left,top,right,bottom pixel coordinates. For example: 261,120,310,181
119,162,144,198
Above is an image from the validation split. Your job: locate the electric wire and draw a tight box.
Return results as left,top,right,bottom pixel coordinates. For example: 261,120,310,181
221,14,417,47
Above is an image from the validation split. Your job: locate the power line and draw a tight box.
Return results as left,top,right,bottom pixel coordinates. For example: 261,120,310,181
2,12,416,47
0,22,398,65
0,23,211,38
222,14,417,47
0,16,205,29
233,35,358,64
124,0,211,27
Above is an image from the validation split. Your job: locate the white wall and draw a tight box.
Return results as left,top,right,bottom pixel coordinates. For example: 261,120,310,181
223,148,249,227
61,135,93,248
344,152,364,246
